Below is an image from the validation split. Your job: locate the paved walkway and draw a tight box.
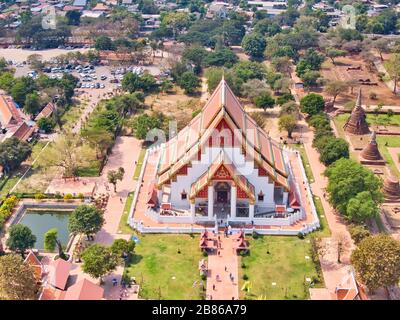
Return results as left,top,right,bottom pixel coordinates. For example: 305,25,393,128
293,117,355,293
206,232,239,300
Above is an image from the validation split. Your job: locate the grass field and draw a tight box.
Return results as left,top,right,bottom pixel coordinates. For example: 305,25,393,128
335,113,400,128
133,148,146,180
118,192,134,234
124,234,205,300
376,135,400,177
76,160,102,177
239,236,324,300
313,196,331,238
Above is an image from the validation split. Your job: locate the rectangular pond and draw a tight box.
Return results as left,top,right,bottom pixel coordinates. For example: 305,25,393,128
18,209,72,250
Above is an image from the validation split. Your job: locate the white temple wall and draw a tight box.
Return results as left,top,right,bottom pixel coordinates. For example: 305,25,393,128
169,146,277,208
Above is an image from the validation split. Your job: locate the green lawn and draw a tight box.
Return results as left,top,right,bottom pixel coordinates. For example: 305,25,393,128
313,196,331,238
118,192,135,234
375,135,400,178
76,160,102,177
133,148,146,180
124,234,206,300
239,236,324,300
335,113,400,127
289,144,315,183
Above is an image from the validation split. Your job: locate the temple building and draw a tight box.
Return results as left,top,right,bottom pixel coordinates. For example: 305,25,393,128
145,79,312,227
343,89,370,135
359,131,385,165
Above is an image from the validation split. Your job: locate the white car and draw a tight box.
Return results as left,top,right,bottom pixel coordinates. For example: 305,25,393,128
100,83,105,89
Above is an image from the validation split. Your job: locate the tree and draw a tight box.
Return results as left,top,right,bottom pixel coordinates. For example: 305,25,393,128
111,239,135,261
81,244,118,283
319,138,349,166
95,36,114,51
325,158,383,216
385,53,400,94
122,72,158,94
65,10,81,26
0,254,38,300
241,33,266,59
351,234,400,291
241,79,269,101
324,80,347,105
131,113,164,140
254,92,275,111
301,70,321,89
81,128,114,160
178,71,200,94
107,167,125,192
371,38,390,61
300,93,325,116
44,228,67,260
325,47,346,65
232,61,266,83
348,224,371,245
24,91,41,116
346,191,380,223
278,114,297,138
6,224,36,257
0,137,32,172
42,134,93,177
37,116,55,134
68,205,105,239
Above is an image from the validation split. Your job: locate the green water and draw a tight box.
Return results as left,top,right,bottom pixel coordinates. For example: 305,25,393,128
19,210,72,250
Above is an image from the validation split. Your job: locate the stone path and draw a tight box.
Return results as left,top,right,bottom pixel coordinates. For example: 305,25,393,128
206,232,239,300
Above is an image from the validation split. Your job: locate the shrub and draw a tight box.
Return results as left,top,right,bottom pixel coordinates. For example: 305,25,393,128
202,251,208,257
64,193,73,201
241,262,247,269
297,232,305,239
77,193,84,200
252,231,259,239
242,274,249,280
34,193,45,200
369,92,377,100
349,224,371,244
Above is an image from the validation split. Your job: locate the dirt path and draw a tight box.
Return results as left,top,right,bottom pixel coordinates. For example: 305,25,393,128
0,48,90,62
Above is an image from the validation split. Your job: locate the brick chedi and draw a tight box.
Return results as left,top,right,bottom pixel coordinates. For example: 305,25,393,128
343,88,370,135
359,131,385,165
383,175,400,202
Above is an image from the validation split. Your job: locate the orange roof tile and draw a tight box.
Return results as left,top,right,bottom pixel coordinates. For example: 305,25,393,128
35,102,55,121
63,279,104,300
0,94,22,127
156,79,289,190
49,259,72,290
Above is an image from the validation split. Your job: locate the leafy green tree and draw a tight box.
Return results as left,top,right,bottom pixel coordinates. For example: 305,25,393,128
300,93,325,116
241,33,266,59
122,72,158,94
178,71,200,94
95,36,114,51
182,46,208,72
385,53,400,94
81,128,114,159
324,80,347,105
346,191,380,223
348,224,371,245
24,91,41,116
81,244,119,282
0,254,38,300
66,10,81,26
10,77,36,107
107,167,125,192
301,70,321,88
44,228,67,260
0,137,32,172
111,239,135,261
202,47,238,68
319,138,349,166
6,224,36,257
278,114,297,138
254,92,275,111
232,61,266,83
351,234,400,291
37,117,56,133
68,205,105,239
325,47,346,65
0,72,15,92
325,158,383,216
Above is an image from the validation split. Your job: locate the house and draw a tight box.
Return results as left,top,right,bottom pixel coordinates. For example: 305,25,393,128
63,279,104,300
150,79,307,226
0,94,35,142
24,250,44,282
206,2,230,19
72,0,87,7
35,102,55,121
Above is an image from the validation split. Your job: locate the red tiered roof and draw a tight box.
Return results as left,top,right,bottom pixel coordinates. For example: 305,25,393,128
156,79,289,190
